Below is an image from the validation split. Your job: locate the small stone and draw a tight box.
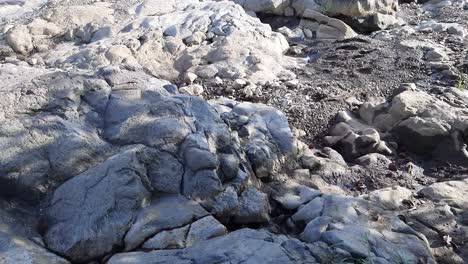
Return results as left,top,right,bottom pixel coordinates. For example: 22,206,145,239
6,25,33,55
303,28,313,38
183,72,198,85
184,31,206,46
163,25,178,37
233,79,247,89
179,84,204,96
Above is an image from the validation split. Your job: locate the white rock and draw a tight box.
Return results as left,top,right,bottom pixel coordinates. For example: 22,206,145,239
6,25,33,54
366,186,413,210
179,84,204,96
183,72,198,85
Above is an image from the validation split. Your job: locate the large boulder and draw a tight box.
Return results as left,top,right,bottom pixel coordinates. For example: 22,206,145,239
42,148,151,262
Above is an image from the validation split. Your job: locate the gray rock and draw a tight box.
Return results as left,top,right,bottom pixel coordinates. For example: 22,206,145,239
208,186,240,222
186,215,227,246
142,225,189,250
355,153,392,168
124,195,208,250
0,202,70,264
366,186,413,210
43,148,151,262
234,187,270,224
0,231,70,264
145,149,184,194
183,169,223,199
418,179,468,209
163,25,178,37
109,229,318,264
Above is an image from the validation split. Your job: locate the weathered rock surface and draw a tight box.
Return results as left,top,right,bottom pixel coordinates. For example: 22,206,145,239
2,0,467,263
295,194,436,263
43,148,151,262
326,85,468,165
0,201,69,264
109,228,318,264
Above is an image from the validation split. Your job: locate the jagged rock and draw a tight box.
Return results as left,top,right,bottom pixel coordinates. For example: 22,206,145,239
300,147,349,178
142,225,189,250
185,215,228,246
327,86,468,165
365,186,413,210
229,0,399,32
37,0,292,83
291,194,436,263
124,195,208,251
300,9,357,40
43,148,151,262
6,25,33,54
419,179,468,209
230,0,398,17
0,201,70,264
234,187,270,224
325,111,393,160
355,153,392,168
275,184,321,210
109,229,318,264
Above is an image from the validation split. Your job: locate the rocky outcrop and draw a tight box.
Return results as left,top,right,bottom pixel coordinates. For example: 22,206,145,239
326,84,468,165
229,0,400,32
109,228,319,264
2,0,467,263
2,0,294,83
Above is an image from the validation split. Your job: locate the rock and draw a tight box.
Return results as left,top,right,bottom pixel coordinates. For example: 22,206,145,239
109,229,318,264
145,149,184,194
300,10,357,40
325,111,393,160
208,186,240,222
179,84,204,96
183,31,206,46
366,186,413,210
419,179,468,209
163,25,178,37
291,197,324,226
275,185,321,210
105,45,133,64
43,148,151,262
231,0,398,18
300,216,331,243
234,187,270,224
124,195,208,250
355,153,392,168
0,202,70,264
6,25,33,54
292,194,436,263
183,72,198,85
142,225,189,250
186,215,228,246
327,86,468,166
40,0,292,83
0,231,70,264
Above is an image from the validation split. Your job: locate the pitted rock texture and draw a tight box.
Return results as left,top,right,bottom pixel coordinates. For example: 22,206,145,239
1,0,294,83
